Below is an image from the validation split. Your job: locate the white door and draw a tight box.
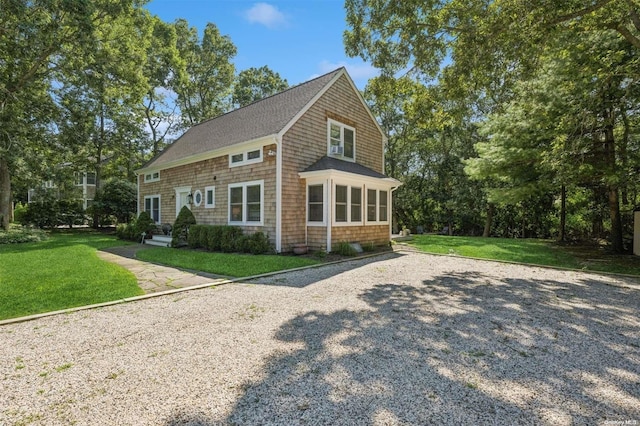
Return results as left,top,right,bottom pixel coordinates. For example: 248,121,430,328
175,186,192,217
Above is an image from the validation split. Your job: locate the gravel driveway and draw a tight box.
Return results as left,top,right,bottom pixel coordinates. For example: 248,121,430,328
1,251,639,425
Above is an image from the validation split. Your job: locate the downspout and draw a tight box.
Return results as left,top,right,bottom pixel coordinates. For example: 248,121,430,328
326,178,332,252
275,136,282,253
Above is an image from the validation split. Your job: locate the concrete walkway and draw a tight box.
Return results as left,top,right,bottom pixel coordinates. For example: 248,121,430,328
98,244,228,293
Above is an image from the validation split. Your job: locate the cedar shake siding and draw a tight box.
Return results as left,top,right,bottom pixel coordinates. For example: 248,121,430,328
280,73,386,250
137,67,400,252
138,144,277,242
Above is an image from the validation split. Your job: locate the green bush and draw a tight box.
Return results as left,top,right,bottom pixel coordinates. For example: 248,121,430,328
220,226,243,252
187,224,203,249
135,211,156,237
0,225,48,245
334,241,358,256
205,225,223,251
172,206,196,247
13,202,28,224
245,231,272,254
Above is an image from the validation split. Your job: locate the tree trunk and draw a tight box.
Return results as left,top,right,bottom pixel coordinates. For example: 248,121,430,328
0,156,10,230
483,203,494,237
559,185,566,242
603,107,624,253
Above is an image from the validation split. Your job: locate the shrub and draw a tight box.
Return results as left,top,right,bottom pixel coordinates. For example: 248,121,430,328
245,231,272,254
220,226,243,252
0,225,48,245
188,224,203,249
172,206,196,247
92,179,137,224
205,225,223,251
13,202,28,224
334,241,358,256
135,211,156,237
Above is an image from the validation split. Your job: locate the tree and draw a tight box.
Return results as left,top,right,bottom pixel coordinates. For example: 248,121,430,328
172,20,236,126
93,179,137,223
0,0,147,230
142,16,185,156
56,5,151,226
232,66,289,108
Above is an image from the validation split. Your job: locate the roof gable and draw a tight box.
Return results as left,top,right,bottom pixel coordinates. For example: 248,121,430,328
140,68,344,171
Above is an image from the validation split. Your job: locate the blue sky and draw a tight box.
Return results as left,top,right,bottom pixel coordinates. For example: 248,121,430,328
145,0,378,89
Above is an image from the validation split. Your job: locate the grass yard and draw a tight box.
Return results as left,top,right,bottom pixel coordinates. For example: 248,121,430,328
406,234,640,276
0,230,143,320
136,247,321,277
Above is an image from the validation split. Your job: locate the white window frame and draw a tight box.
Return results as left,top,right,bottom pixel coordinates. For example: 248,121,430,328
144,171,160,183
229,147,263,168
228,179,264,225
144,194,161,224
193,189,203,207
204,186,216,208
327,119,356,162
306,182,327,226
332,183,363,226
365,188,390,224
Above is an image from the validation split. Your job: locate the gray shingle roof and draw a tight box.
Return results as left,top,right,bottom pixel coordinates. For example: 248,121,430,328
142,68,344,170
303,156,389,179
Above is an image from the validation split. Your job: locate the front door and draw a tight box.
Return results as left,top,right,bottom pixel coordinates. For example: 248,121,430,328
174,186,192,217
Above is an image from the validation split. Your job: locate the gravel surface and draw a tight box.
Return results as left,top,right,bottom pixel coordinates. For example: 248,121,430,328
1,251,639,425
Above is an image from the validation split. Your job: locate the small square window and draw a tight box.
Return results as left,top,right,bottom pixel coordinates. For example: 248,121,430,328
247,149,261,160
231,153,244,163
205,186,215,208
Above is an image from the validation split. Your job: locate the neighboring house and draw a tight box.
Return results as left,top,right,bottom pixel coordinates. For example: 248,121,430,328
136,67,401,253
28,171,96,210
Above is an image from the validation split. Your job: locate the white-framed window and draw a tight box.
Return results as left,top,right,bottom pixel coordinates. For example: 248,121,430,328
334,184,363,225
144,171,160,183
144,195,161,224
229,147,263,167
327,119,355,161
228,180,263,225
193,190,203,207
204,186,216,208
86,172,96,185
307,183,325,224
366,188,389,223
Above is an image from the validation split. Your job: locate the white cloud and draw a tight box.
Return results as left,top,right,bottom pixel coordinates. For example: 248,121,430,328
244,3,288,29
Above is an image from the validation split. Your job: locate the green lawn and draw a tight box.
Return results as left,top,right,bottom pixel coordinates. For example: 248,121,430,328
136,247,321,277
406,234,640,276
0,231,143,320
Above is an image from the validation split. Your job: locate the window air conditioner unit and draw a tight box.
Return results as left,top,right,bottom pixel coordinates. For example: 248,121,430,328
330,145,344,155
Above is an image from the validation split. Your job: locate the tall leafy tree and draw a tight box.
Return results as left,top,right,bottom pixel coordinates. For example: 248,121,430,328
172,20,236,126
56,4,151,225
0,0,95,229
232,66,289,108
142,16,185,156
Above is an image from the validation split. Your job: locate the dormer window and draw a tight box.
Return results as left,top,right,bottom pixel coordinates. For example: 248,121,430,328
328,119,355,161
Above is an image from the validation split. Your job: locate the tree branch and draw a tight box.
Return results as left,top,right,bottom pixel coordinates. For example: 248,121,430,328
613,23,640,49
627,1,640,31
547,0,617,26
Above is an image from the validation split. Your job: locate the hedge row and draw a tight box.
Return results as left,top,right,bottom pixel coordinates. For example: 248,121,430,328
188,224,272,254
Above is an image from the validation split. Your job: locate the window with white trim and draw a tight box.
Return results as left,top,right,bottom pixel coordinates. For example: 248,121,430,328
367,188,389,223
308,184,324,223
144,171,160,183
193,190,203,207
328,119,355,160
228,180,263,224
205,186,215,208
229,147,263,167
333,184,363,224
144,195,161,224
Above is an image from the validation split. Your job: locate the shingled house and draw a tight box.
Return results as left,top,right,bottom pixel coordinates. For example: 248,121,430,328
136,67,401,253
